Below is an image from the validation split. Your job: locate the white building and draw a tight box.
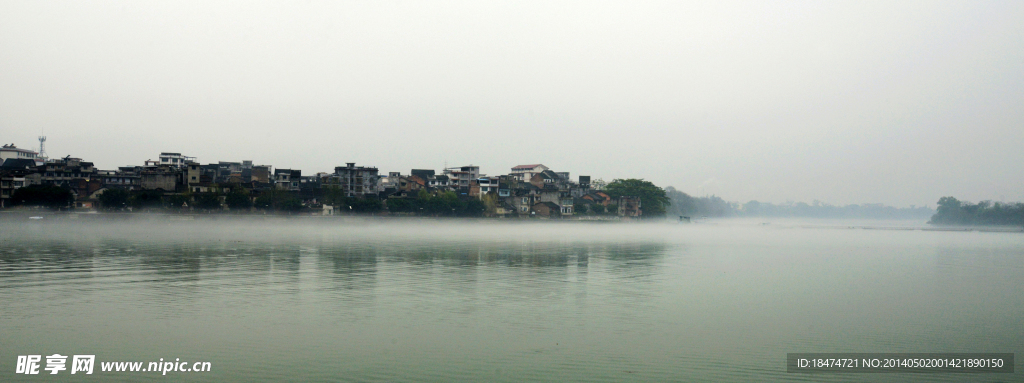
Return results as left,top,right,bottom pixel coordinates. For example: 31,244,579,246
510,164,548,182
443,165,480,190
158,152,196,168
0,144,40,164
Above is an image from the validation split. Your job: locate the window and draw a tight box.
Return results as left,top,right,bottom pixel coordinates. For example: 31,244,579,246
522,197,529,203
521,207,528,212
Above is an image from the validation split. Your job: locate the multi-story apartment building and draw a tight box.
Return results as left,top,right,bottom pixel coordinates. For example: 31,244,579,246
0,144,41,165
0,158,39,207
510,164,548,182
444,165,480,194
274,169,302,191
158,152,196,168
429,175,450,189
251,165,271,184
326,163,379,198
97,167,141,190
38,157,99,206
477,177,501,196
140,164,180,191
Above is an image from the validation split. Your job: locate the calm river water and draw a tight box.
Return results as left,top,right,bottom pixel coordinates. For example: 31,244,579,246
1,218,1021,382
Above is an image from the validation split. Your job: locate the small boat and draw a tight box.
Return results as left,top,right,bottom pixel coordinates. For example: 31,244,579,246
29,216,44,220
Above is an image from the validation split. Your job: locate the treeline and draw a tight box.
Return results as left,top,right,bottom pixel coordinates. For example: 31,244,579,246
98,188,252,212
359,189,485,217
929,197,1024,226
94,186,488,216
663,186,934,219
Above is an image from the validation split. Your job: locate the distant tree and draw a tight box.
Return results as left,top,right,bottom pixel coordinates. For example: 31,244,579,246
254,193,273,210
166,194,191,210
195,193,222,211
252,189,300,212
481,193,499,216
461,198,486,217
604,179,670,218
931,196,964,224
574,203,587,215
98,188,130,210
349,197,383,213
278,197,303,212
386,197,415,213
322,185,346,206
665,186,698,217
129,190,164,210
929,196,1024,226
225,188,252,211
11,185,74,209
694,195,734,217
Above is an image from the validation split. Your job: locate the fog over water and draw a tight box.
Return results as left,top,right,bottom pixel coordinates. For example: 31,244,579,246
2,219,1022,381
2,1,1023,206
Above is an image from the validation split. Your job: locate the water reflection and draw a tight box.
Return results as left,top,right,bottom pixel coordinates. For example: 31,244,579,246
4,220,1022,382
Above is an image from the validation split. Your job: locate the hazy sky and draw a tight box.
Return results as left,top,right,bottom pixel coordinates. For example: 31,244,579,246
2,1,1021,207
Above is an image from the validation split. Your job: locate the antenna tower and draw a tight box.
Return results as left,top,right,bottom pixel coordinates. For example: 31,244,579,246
38,136,47,158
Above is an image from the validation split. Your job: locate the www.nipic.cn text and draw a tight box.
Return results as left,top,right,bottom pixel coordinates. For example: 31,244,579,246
16,355,211,376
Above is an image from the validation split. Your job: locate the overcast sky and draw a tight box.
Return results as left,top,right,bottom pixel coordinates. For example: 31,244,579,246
1,1,1021,207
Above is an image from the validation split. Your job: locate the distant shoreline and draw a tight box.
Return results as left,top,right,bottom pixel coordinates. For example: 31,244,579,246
3,210,1022,233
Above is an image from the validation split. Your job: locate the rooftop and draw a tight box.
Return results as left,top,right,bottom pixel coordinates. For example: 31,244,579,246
512,164,544,170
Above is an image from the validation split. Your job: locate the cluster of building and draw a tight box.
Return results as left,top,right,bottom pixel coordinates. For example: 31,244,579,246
1,144,642,218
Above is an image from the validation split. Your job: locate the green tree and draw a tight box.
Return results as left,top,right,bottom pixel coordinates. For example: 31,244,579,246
665,186,698,217
322,185,346,206
929,196,1024,226
349,197,383,213
166,194,191,211
11,185,74,209
195,193,222,211
604,179,670,218
461,198,486,217
278,197,303,212
225,188,252,211
254,193,274,210
481,193,499,216
98,188,130,210
129,190,164,210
